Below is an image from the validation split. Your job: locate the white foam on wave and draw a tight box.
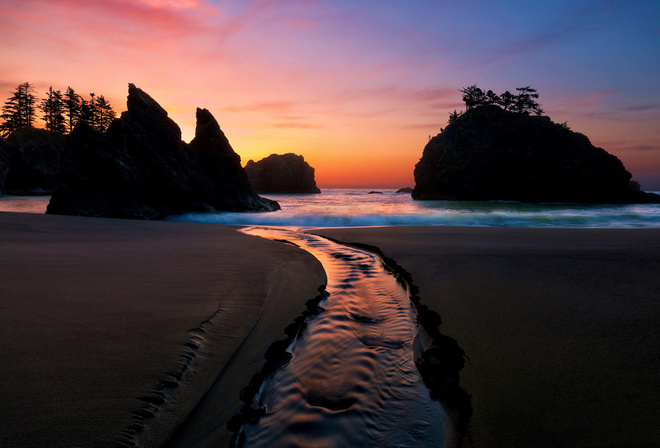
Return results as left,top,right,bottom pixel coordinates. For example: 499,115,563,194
168,209,660,228
165,189,660,228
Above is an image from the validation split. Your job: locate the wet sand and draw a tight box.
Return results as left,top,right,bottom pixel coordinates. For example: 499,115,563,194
314,226,660,448
3,214,659,448
0,212,325,448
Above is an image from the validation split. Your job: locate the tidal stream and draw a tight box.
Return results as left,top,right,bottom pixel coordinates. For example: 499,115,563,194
235,227,450,447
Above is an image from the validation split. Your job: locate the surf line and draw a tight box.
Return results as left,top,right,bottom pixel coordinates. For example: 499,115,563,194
230,226,471,448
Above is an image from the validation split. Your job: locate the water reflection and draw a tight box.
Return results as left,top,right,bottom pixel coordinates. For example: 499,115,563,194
0,195,50,213
236,227,448,447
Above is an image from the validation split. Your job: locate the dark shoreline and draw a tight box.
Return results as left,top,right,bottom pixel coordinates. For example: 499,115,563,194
3,213,659,448
315,226,660,448
209,233,472,447
317,234,473,443
222,286,329,447
0,212,326,448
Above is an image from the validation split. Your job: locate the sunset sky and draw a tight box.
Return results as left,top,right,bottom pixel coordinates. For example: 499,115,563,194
2,0,659,188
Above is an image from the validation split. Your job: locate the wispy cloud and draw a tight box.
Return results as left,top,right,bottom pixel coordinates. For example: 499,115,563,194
486,24,586,64
272,120,322,129
220,100,321,130
546,90,614,117
629,145,660,153
0,80,22,94
222,101,299,114
139,0,204,10
618,103,660,112
401,122,447,131
2,0,218,33
2,0,659,186
601,141,660,153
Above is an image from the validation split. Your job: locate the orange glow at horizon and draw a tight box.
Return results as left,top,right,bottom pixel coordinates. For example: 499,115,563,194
1,0,660,189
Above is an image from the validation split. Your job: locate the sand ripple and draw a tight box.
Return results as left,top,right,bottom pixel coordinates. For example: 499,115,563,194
236,227,448,447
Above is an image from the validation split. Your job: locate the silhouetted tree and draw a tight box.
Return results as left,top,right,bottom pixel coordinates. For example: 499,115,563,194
1,83,116,137
448,109,463,124
40,86,67,134
0,82,37,138
94,95,116,131
79,93,115,132
498,90,516,111
456,84,544,115
485,89,500,105
513,86,543,115
79,93,97,129
459,84,486,110
64,86,82,133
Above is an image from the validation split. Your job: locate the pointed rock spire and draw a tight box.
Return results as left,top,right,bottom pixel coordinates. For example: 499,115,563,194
47,84,279,218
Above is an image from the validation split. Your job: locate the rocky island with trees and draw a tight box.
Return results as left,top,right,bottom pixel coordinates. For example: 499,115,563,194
0,83,280,218
0,82,117,195
413,85,660,204
46,84,280,218
0,82,116,138
3,81,659,208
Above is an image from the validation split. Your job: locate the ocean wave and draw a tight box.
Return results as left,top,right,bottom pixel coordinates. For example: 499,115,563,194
167,210,660,228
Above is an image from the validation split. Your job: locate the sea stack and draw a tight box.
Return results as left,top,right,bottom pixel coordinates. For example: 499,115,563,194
0,127,65,195
245,153,321,194
413,105,660,204
47,84,279,219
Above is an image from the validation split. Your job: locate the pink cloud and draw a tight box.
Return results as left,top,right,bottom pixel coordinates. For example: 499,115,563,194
597,140,660,154
0,0,238,94
272,121,322,129
222,101,299,114
1,0,219,44
285,17,318,30
402,122,447,131
548,89,614,111
220,100,321,130
544,90,616,122
139,0,201,10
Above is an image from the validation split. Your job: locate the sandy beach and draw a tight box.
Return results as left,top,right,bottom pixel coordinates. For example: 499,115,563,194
0,212,325,448
315,226,660,448
2,213,659,448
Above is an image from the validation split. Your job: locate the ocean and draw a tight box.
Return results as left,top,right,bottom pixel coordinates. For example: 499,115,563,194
3,189,660,228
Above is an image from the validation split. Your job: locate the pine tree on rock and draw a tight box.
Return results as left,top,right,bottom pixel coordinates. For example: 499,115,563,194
454,84,544,121
64,87,82,133
40,86,67,134
0,82,37,138
513,86,543,116
79,93,98,129
94,95,116,131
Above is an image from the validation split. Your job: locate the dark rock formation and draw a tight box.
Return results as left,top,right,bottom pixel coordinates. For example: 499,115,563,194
0,143,7,194
0,127,65,195
413,105,660,203
47,84,279,219
395,187,413,194
245,153,321,194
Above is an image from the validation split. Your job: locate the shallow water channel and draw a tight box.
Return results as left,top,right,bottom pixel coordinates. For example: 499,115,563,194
236,227,449,447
